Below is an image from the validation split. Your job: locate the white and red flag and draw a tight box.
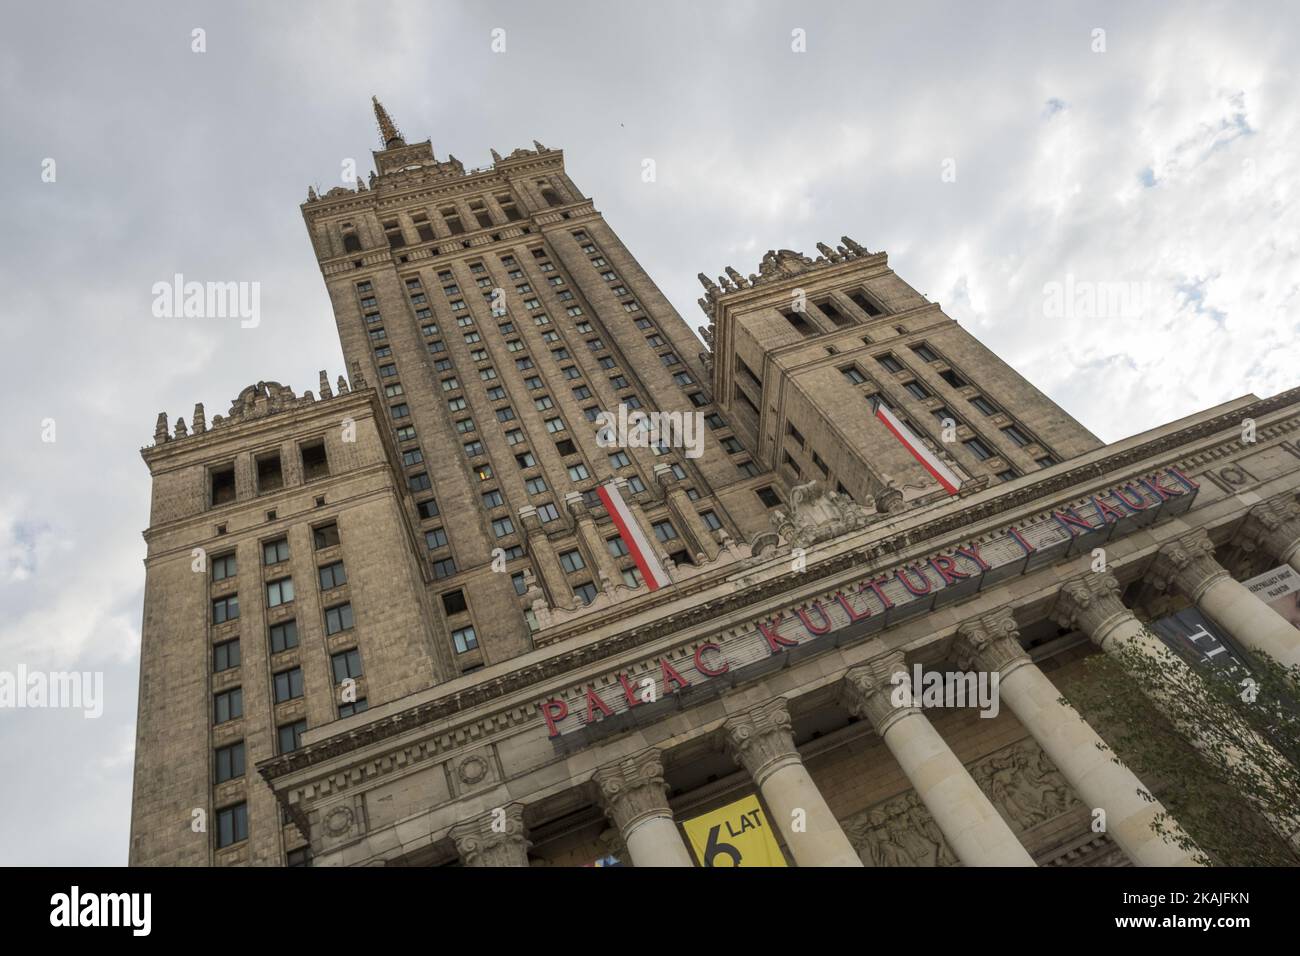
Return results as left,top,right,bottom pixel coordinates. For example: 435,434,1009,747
597,479,672,591
872,398,963,496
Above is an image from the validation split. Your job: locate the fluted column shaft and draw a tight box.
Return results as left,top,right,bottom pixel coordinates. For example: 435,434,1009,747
842,654,1035,867
1153,528,1300,670
723,698,861,867
956,610,1200,866
593,748,694,867
449,803,531,866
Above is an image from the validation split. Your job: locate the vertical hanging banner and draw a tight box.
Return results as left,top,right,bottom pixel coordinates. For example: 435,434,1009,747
598,479,671,591
872,398,962,495
682,795,788,867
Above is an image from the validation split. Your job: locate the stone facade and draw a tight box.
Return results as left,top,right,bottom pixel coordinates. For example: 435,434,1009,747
129,99,1300,867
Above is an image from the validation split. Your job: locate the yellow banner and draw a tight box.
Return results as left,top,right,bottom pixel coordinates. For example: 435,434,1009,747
682,795,787,867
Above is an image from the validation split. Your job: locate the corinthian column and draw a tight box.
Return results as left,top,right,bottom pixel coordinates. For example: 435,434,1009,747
841,653,1035,866
449,803,531,866
723,697,861,867
1057,571,1300,851
593,748,694,867
1242,496,1300,574
1151,528,1300,670
954,609,1200,866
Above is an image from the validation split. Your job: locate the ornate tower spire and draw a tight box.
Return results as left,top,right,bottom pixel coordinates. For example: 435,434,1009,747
372,95,405,149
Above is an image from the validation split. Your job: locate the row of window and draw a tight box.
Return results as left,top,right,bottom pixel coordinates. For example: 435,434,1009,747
208,441,329,509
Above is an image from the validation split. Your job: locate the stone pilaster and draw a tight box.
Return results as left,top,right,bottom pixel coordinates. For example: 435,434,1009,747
448,803,531,867
655,464,720,562
723,697,861,866
565,493,621,593
592,748,694,867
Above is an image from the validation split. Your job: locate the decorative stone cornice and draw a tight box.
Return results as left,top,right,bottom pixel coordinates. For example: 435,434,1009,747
448,803,531,866
592,749,673,835
1150,528,1228,601
954,609,1030,677
1241,495,1300,564
1054,572,1134,648
723,698,800,786
841,652,916,735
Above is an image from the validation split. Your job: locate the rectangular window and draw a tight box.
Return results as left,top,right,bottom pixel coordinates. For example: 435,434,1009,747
940,368,968,388
331,648,364,684
210,465,235,506
425,527,448,550
339,699,369,718
266,577,294,608
607,535,628,557
213,639,240,672
432,558,457,579
269,619,299,653
263,537,289,565
964,437,995,460
525,476,548,495
277,720,306,755
216,803,248,848
273,667,304,703
300,440,329,480
318,561,347,590
211,553,237,582
567,463,590,481
876,354,904,374
652,520,678,543
215,741,245,783
911,343,939,363
537,502,559,522
212,595,239,624
491,516,516,538
452,626,478,654
559,549,586,573
969,395,998,416
574,581,598,604
1002,424,1033,447
214,687,243,723
700,510,722,531
325,603,354,635
904,380,930,400
256,452,284,493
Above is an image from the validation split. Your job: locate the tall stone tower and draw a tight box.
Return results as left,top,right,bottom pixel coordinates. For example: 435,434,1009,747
696,245,1103,511
130,99,1132,868
299,99,780,671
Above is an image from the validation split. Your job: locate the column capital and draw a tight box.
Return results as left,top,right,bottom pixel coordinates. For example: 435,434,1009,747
954,608,1030,676
1242,496,1300,562
448,803,531,866
1150,528,1228,601
723,697,799,786
1055,570,1132,642
564,491,591,520
592,748,673,835
517,504,544,535
841,651,916,735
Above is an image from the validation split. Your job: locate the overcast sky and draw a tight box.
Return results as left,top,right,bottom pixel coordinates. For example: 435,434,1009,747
1,1,1297,866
